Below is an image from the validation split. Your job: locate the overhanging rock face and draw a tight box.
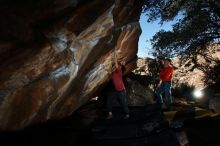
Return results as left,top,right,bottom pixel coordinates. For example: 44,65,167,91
0,0,143,130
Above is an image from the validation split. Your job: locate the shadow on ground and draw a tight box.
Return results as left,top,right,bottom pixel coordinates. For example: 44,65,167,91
0,101,219,146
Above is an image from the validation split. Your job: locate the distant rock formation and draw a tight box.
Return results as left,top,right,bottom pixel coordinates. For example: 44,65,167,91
172,45,220,89
0,0,144,130
135,45,220,89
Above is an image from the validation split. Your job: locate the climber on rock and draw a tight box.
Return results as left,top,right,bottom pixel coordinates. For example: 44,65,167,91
106,50,130,119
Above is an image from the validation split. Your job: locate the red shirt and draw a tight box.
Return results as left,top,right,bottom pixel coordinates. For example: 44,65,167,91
112,65,125,91
159,66,173,82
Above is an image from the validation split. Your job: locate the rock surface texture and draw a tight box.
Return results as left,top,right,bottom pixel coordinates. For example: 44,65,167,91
125,78,155,106
0,0,143,130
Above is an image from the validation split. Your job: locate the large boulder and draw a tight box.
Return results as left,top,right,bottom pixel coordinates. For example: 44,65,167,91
0,0,144,130
99,77,155,107
209,97,220,113
126,78,155,106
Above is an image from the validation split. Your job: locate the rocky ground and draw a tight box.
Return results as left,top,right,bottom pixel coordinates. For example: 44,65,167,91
0,98,219,146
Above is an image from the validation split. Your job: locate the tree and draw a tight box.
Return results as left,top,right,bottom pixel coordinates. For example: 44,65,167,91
143,0,220,58
143,0,220,85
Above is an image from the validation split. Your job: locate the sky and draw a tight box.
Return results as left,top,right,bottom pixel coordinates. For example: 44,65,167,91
137,13,175,58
